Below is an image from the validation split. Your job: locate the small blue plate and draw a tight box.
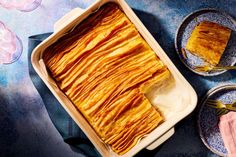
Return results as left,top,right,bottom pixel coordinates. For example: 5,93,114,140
175,8,236,76
198,84,236,156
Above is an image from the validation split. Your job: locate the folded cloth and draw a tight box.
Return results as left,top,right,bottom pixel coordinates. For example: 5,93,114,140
28,33,100,157
219,111,236,157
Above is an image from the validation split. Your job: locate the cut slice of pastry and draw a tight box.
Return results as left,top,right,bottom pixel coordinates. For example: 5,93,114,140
186,21,231,65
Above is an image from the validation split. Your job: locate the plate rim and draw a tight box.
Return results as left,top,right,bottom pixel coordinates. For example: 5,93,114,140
175,8,236,77
197,83,236,156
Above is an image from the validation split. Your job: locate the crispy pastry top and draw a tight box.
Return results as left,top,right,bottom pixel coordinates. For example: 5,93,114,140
186,21,231,65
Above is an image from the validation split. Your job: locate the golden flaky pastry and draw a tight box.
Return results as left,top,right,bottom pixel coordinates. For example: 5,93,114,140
186,21,231,65
43,2,171,155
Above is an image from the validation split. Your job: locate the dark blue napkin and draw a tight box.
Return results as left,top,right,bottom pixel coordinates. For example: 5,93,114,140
28,33,100,157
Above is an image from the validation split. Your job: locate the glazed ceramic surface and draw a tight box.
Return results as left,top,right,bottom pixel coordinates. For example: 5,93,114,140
198,84,236,156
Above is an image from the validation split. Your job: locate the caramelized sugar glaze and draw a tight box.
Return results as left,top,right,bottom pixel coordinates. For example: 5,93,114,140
186,21,231,65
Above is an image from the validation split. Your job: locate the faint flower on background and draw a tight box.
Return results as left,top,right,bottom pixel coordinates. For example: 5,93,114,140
0,21,22,64
0,0,42,12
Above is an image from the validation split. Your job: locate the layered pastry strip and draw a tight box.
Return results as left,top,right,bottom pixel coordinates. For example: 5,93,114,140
186,21,231,65
43,2,170,155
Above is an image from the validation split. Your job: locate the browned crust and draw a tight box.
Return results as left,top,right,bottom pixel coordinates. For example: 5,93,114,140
186,21,231,65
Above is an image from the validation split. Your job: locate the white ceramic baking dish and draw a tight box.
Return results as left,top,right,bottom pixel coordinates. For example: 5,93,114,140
31,0,198,156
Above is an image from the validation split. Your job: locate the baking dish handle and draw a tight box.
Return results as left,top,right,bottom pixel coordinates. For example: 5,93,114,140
146,127,174,150
54,7,85,32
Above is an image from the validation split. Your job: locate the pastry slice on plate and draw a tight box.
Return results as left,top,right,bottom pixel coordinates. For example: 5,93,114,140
186,21,231,65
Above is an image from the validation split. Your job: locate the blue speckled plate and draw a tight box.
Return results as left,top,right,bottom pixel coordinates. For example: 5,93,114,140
175,8,236,76
198,84,236,156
